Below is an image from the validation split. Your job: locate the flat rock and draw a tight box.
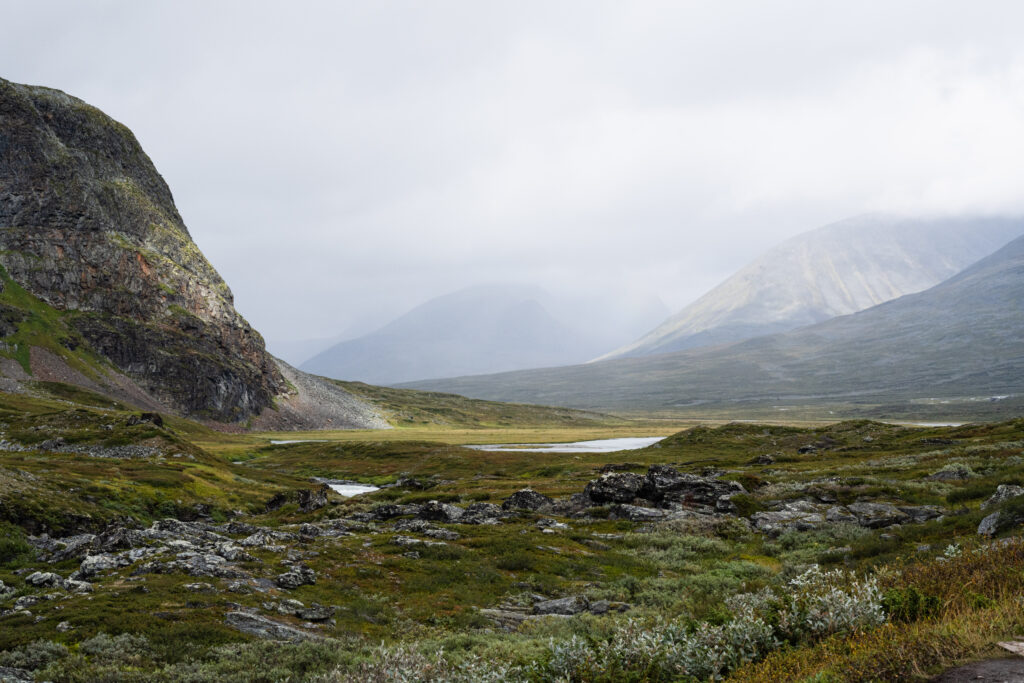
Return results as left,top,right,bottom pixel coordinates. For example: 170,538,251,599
534,595,589,615
751,503,825,536
846,502,910,529
224,611,323,642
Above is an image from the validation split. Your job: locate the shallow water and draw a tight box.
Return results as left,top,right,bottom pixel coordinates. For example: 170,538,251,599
327,483,380,497
465,436,665,453
269,439,327,445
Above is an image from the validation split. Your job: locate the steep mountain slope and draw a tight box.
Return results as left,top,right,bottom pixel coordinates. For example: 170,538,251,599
0,77,385,427
301,285,620,385
601,214,1023,360
405,234,1024,412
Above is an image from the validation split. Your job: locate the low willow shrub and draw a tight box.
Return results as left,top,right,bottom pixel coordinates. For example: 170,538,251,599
312,645,522,682
531,565,884,682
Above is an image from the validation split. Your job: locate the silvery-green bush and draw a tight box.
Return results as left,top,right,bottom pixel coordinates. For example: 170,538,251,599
313,644,524,683
532,565,883,682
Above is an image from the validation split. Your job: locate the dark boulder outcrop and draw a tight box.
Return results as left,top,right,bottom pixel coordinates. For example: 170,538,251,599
581,464,745,512
584,473,646,504
501,489,554,512
417,500,464,523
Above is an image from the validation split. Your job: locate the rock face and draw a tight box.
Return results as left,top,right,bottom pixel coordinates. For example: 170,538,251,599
0,77,285,421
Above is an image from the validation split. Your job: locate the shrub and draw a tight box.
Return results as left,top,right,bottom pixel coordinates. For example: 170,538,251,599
314,644,523,682
0,639,68,671
78,632,154,667
0,522,35,567
881,587,940,622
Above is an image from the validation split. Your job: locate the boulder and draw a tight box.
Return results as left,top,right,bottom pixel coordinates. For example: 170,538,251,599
981,485,1024,511
24,571,63,588
461,502,504,524
846,502,910,529
825,506,859,524
50,533,98,562
79,553,131,577
501,489,554,512
584,465,745,512
96,527,145,552
298,523,321,538
978,512,1002,536
584,472,645,504
214,542,255,562
751,502,826,536
275,565,316,589
534,595,589,616
927,467,972,481
62,579,94,594
417,500,464,523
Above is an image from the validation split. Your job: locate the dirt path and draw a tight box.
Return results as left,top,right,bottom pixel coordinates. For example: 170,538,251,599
932,657,1024,682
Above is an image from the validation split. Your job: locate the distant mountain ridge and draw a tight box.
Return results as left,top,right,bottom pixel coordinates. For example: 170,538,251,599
301,285,616,385
404,233,1024,412
601,214,1024,360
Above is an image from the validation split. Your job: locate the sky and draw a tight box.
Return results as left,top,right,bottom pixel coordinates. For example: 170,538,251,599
3,1,1024,349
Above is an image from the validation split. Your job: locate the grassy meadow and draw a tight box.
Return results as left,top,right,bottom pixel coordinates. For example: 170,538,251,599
1,384,1024,680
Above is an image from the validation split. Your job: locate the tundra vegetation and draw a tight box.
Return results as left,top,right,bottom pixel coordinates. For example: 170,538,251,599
1,386,1024,681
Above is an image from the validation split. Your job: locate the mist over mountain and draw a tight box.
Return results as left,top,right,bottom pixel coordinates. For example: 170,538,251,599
601,214,1024,360
300,285,667,385
405,233,1024,412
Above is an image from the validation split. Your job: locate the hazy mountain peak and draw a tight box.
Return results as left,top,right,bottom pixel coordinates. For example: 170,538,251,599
599,214,1024,360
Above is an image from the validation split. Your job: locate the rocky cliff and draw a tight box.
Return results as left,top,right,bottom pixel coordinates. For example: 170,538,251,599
0,77,286,421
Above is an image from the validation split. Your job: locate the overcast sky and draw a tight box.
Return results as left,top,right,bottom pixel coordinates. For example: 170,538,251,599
3,1,1024,346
